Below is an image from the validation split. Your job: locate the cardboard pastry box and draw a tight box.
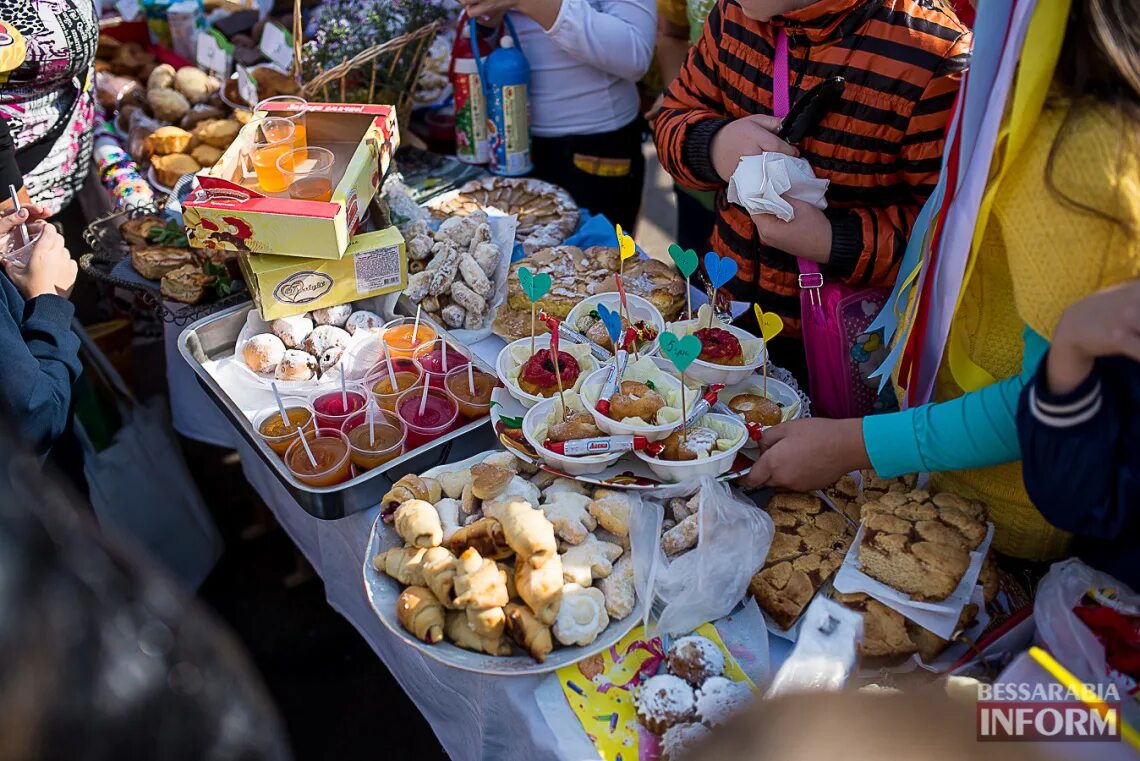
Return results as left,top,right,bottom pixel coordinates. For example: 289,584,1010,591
240,226,407,321
183,103,398,259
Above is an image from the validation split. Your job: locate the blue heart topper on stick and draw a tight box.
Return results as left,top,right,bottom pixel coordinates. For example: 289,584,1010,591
703,252,738,290
596,303,623,348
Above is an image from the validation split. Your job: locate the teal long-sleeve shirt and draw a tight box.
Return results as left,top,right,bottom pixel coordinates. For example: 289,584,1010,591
863,327,1048,477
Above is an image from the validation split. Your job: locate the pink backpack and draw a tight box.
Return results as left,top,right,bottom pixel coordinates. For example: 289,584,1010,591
772,30,894,418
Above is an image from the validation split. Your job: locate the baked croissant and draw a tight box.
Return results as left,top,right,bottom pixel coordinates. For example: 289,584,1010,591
467,605,506,639
394,499,443,548
421,547,460,609
516,553,564,625
496,499,557,569
445,611,512,656
382,474,433,518
498,562,517,599
372,546,427,586
504,602,554,663
444,517,513,559
396,586,445,644
453,548,510,610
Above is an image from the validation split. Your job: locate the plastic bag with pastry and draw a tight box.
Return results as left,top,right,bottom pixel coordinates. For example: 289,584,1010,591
421,547,460,609
394,500,443,549
492,499,557,568
397,586,446,644
560,534,623,586
515,554,563,625
372,546,428,586
444,611,512,656
504,602,554,663
553,583,610,647
662,512,700,556
443,517,512,559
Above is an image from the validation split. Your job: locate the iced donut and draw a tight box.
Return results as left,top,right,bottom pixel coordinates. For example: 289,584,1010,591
274,350,317,382
728,393,782,427
241,333,285,374
345,309,384,335
271,315,314,350
318,345,344,374
660,427,718,461
311,304,352,328
303,325,351,357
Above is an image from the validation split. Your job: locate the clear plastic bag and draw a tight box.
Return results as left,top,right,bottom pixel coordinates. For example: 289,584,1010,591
767,596,862,696
641,476,774,636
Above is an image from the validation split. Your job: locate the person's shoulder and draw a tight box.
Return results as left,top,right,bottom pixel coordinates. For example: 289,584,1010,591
1043,100,1140,221
869,0,972,54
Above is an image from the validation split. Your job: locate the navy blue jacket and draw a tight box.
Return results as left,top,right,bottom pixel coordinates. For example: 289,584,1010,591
1018,353,1140,589
0,273,82,455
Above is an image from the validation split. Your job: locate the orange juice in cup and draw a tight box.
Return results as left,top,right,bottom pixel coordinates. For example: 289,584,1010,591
248,117,295,193
383,317,437,359
258,95,308,150
279,146,334,202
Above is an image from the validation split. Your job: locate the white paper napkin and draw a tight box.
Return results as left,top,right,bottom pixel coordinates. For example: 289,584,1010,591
726,153,829,221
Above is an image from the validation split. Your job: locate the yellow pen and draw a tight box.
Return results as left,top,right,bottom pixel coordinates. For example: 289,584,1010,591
1028,646,1140,750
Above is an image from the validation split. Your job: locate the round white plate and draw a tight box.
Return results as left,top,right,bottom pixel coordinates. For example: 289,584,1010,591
362,450,645,675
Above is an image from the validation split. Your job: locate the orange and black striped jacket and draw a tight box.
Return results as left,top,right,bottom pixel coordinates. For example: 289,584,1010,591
654,0,971,333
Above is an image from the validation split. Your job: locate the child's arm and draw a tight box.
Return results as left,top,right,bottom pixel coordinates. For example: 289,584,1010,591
524,0,657,82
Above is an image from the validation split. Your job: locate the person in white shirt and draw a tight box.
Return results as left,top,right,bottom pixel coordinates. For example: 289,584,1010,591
463,0,656,231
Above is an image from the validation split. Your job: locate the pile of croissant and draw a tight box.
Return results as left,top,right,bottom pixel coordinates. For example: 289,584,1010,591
373,451,637,662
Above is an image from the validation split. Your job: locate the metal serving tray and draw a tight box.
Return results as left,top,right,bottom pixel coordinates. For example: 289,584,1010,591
178,302,496,520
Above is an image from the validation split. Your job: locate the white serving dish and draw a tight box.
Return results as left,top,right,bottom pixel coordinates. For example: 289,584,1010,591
717,377,803,448
632,413,748,482
579,365,687,443
565,292,665,356
666,319,767,385
495,335,600,409
521,397,624,476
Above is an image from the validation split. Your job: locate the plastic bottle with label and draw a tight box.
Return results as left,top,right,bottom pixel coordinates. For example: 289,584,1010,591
470,17,532,177
450,19,492,164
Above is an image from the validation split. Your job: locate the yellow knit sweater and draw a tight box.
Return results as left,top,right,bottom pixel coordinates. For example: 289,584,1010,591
929,101,1140,558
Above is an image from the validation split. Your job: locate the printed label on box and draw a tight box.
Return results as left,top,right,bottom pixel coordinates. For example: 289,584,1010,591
354,244,401,293
273,271,334,305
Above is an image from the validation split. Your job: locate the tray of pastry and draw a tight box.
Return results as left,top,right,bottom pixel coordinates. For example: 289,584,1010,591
80,204,249,325
178,302,498,520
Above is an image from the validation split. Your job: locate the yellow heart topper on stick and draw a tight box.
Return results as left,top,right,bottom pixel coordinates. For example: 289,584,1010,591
753,304,784,396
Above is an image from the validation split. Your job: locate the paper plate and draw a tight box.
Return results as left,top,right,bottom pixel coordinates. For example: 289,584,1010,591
362,451,645,675
489,388,758,489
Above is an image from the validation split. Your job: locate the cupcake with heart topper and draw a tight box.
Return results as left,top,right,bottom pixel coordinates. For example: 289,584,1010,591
665,253,767,385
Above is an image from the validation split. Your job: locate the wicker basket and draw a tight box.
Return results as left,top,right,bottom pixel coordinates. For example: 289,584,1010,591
292,0,443,129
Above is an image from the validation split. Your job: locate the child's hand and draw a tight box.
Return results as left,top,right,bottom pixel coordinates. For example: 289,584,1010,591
751,199,831,261
738,418,869,491
2,220,77,300
1047,280,1140,394
710,115,798,182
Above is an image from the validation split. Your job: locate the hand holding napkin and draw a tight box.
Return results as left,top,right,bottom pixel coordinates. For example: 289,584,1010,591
726,153,829,222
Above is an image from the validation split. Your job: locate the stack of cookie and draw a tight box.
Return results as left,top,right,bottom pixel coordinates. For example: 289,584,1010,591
748,493,856,630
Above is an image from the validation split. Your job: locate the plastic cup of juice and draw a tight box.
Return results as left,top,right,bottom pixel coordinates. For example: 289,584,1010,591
412,339,470,389
383,317,437,359
285,428,352,487
246,117,295,193
310,384,367,429
258,95,308,149
342,408,407,471
369,357,424,413
253,399,316,456
396,386,459,450
444,365,495,420
279,146,334,202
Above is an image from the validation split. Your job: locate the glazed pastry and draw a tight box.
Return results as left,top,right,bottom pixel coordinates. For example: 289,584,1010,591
274,350,316,382
495,499,557,568
381,474,434,518
560,534,623,587
471,462,514,500
396,586,445,644
304,325,351,357
310,304,352,327
661,513,700,556
728,393,782,427
552,583,609,647
504,602,554,663
588,489,633,537
434,498,462,541
659,427,718,461
241,333,285,374
636,674,696,734
540,492,596,544
394,500,443,549
421,547,459,609
345,310,384,335
517,349,581,397
608,380,665,423
515,554,563,625
693,327,744,365
694,676,751,726
437,467,473,501
667,636,725,685
444,611,512,656
271,315,313,350
372,546,427,586
597,555,635,620
443,518,512,559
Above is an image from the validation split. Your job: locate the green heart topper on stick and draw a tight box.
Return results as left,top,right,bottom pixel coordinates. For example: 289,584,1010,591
667,244,699,320
659,330,702,426
518,266,552,355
